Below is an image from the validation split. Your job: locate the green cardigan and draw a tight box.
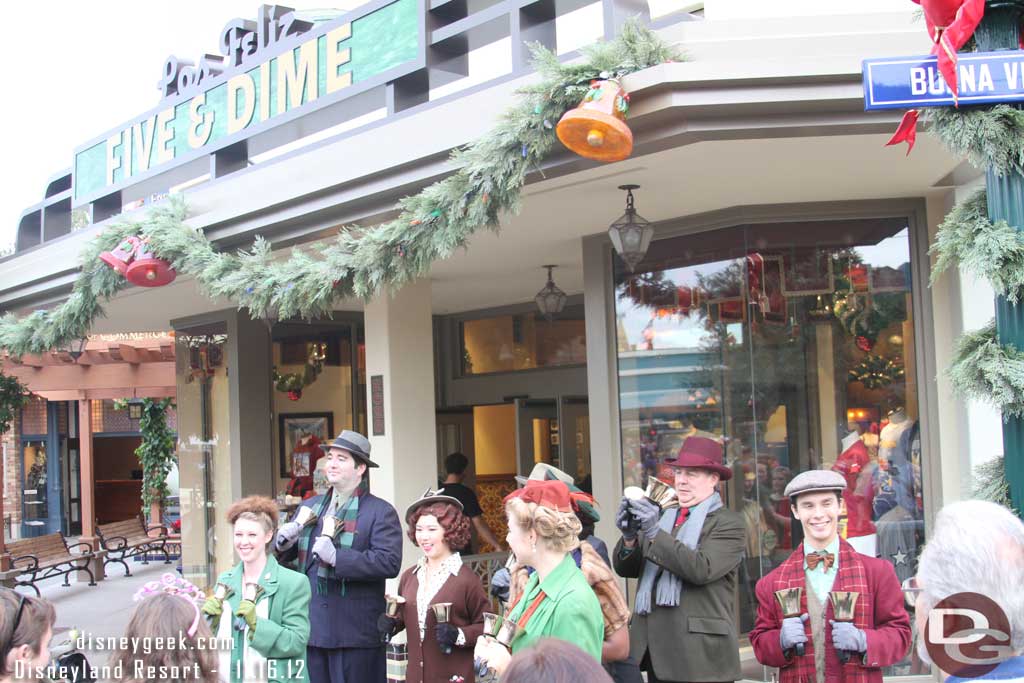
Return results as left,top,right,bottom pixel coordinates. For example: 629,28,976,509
505,553,604,661
215,554,311,683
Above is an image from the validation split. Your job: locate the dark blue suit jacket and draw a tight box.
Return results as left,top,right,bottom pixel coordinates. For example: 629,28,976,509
279,492,403,649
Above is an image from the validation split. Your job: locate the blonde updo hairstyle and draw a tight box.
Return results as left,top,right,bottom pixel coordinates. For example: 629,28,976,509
505,497,582,554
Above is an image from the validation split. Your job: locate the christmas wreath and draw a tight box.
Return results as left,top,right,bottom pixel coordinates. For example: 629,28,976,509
848,353,905,390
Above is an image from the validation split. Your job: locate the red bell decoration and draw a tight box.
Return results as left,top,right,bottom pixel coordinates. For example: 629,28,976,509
287,389,302,401
125,238,177,287
556,79,633,162
99,237,141,275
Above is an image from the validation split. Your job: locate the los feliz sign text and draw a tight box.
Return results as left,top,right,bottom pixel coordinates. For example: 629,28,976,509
74,0,421,205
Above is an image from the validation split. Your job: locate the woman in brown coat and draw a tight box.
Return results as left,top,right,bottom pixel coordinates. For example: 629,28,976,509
377,489,490,683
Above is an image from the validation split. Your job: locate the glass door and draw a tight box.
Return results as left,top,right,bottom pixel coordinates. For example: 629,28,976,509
513,398,559,476
557,396,590,489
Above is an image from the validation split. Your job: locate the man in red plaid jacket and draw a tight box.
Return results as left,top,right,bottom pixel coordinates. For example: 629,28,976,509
750,469,910,682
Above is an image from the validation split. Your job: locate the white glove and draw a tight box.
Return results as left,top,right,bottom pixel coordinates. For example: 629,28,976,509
275,521,302,551
312,535,337,566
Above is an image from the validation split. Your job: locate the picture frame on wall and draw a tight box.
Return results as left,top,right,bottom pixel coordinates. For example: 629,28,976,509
781,250,835,296
279,412,334,478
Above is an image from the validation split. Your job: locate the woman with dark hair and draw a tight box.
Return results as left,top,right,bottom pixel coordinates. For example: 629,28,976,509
202,495,311,683
0,589,55,681
502,638,613,683
377,489,489,683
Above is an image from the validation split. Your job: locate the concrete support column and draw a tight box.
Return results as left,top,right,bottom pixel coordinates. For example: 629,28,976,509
363,282,438,568
78,399,104,582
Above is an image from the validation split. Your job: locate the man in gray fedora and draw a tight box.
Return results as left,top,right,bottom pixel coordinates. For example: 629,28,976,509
275,429,403,683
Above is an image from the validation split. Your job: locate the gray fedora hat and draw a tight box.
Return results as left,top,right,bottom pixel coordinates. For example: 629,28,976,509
327,430,379,468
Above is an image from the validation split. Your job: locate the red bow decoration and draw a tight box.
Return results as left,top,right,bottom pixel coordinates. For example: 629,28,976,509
914,0,986,101
887,0,985,155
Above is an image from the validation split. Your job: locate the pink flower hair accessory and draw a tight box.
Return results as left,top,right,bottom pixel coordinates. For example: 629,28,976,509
133,572,206,637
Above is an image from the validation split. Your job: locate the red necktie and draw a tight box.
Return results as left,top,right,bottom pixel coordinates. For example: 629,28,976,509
674,507,689,529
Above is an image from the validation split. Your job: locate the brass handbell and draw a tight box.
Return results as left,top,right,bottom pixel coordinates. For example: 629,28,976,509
213,582,234,601
495,614,519,648
644,477,680,510
321,516,339,539
431,602,455,654
829,591,860,664
385,594,406,618
295,506,317,527
774,588,805,656
234,582,266,631
482,612,502,638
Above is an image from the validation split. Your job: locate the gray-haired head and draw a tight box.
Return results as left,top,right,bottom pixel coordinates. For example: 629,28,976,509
917,500,1024,657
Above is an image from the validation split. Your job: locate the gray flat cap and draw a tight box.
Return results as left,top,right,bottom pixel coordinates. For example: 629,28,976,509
327,430,378,468
784,469,846,499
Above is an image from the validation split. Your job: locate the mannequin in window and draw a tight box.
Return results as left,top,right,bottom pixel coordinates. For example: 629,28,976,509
832,429,877,556
285,430,324,500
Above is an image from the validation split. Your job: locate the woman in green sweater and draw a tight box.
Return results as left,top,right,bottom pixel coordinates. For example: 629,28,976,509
201,495,311,683
474,480,604,677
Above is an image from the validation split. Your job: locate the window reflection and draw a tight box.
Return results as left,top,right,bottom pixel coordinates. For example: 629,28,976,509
614,218,925,678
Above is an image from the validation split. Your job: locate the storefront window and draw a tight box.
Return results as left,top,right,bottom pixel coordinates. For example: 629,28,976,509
614,217,925,678
460,307,586,374
174,324,231,589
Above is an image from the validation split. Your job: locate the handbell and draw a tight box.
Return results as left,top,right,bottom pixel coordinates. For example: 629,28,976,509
235,583,265,631
495,616,519,648
774,588,805,657
829,591,860,664
644,477,679,510
555,79,633,163
321,516,338,539
482,612,502,638
213,582,234,601
431,603,454,654
385,594,406,618
295,506,317,528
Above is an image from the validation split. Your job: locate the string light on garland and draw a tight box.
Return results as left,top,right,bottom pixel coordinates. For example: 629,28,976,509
849,354,905,390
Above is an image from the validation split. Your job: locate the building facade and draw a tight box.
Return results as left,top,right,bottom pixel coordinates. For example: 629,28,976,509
0,1,1006,679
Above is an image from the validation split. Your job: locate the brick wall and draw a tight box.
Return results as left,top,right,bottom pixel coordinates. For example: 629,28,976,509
2,407,22,541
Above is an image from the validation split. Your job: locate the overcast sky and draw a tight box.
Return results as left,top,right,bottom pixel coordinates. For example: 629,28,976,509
0,1,278,250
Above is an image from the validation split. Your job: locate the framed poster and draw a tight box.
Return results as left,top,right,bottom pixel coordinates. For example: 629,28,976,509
781,250,835,296
279,413,334,478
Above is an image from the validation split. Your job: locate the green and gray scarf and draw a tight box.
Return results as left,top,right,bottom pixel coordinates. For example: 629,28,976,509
297,477,367,595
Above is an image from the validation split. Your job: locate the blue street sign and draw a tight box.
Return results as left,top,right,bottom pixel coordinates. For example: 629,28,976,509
863,50,1024,110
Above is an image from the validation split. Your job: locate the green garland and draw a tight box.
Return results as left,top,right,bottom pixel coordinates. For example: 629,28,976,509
948,320,1024,418
0,370,28,435
972,454,1016,513
0,22,680,357
136,398,177,511
923,105,1024,177
930,188,1024,303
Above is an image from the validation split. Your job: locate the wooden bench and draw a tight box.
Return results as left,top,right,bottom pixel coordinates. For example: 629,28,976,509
0,533,96,596
97,515,171,576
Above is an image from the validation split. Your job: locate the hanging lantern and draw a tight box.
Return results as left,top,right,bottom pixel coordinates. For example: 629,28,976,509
99,236,141,275
535,265,567,320
609,185,654,272
556,79,633,162
125,238,177,287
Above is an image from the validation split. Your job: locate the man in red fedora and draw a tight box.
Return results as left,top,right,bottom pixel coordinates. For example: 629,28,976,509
613,436,746,682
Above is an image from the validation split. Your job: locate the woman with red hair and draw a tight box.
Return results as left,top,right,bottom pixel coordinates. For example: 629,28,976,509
377,489,489,683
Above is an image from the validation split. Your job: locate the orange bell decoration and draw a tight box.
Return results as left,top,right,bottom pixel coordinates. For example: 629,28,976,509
556,79,633,163
99,236,141,275
125,238,176,287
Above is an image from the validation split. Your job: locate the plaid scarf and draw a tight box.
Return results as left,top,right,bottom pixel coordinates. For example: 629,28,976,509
298,477,367,595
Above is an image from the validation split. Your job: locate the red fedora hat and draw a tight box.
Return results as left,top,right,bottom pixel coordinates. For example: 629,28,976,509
664,436,732,480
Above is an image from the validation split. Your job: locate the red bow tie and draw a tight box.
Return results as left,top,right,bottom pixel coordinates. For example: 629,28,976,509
806,551,835,571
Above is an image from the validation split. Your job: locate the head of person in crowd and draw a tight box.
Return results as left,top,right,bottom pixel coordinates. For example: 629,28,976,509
501,637,613,683
405,490,470,562
784,469,846,550
228,495,279,566
0,590,55,681
324,430,377,493
504,480,588,568
664,436,732,508
771,466,793,499
444,452,469,481
914,500,1024,670
106,589,219,683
